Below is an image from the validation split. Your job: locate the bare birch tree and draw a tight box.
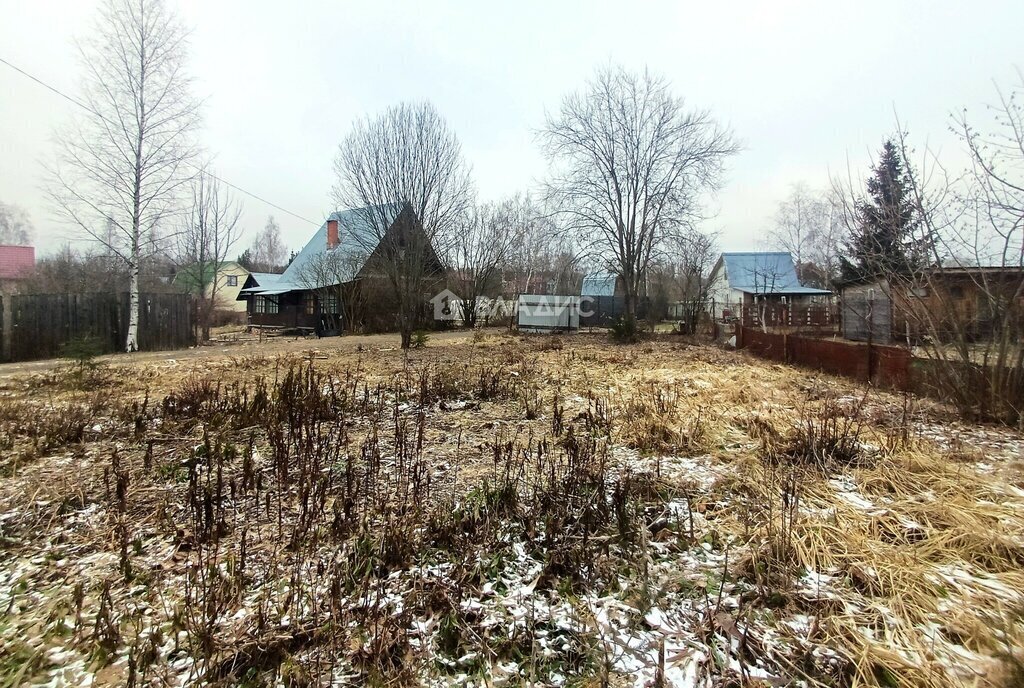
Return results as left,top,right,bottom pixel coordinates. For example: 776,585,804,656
175,166,242,341
46,0,200,352
242,216,288,273
333,101,472,348
505,195,572,295
769,183,844,288
540,65,738,329
0,202,34,245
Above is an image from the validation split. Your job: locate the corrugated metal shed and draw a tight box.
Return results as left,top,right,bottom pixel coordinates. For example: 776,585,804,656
581,273,617,297
840,278,892,341
517,295,580,332
721,252,831,295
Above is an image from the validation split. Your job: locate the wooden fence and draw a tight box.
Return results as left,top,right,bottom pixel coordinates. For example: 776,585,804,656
737,326,1023,421
736,326,911,390
740,304,839,330
0,292,194,362
579,296,651,328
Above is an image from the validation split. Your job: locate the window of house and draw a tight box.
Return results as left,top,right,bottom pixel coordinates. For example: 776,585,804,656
254,295,279,314
950,285,964,299
304,293,316,315
226,275,238,287
323,291,340,314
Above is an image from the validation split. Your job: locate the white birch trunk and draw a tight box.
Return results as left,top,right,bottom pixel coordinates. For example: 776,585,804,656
126,259,140,352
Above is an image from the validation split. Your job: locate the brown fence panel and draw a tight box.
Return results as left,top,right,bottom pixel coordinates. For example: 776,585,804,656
737,326,912,392
873,345,912,390
910,356,1024,421
7,293,120,361
787,335,872,382
2,292,193,362
738,327,788,362
133,293,193,352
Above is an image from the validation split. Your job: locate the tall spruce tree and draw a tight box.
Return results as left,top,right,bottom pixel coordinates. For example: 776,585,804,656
840,140,920,282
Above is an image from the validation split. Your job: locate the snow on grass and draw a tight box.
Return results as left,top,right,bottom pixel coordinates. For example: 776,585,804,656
3,334,1024,687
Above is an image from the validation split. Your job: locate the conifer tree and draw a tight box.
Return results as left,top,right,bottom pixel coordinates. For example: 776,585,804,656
840,140,921,281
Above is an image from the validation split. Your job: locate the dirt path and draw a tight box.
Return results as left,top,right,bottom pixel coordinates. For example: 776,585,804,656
0,328,480,380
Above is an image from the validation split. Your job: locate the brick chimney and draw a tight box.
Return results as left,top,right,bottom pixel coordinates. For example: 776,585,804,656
326,219,339,248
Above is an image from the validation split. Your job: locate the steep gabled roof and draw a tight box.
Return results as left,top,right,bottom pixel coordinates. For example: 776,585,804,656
718,252,832,295
581,272,617,297
248,272,284,285
240,203,404,295
238,272,286,295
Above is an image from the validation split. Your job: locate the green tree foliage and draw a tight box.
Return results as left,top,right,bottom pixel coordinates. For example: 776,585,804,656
840,140,922,281
235,248,254,271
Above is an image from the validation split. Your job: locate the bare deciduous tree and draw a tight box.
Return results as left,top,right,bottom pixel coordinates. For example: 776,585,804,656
333,101,473,348
0,202,33,245
747,260,789,333
296,246,367,335
46,0,200,352
769,183,843,288
243,216,288,273
540,65,738,327
503,195,580,297
669,229,718,334
23,244,176,294
448,199,523,327
893,76,1024,424
176,166,242,341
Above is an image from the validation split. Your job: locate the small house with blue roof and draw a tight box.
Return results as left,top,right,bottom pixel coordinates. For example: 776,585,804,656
236,202,443,334
707,252,833,320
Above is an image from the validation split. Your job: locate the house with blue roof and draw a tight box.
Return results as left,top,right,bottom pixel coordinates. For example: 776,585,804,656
236,203,444,334
707,252,833,320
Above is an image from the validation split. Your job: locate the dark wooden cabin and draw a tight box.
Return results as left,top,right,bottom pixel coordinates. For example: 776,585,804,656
237,203,444,334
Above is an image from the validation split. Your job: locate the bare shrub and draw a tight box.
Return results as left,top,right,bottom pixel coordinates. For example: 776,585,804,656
620,383,706,454
767,393,869,470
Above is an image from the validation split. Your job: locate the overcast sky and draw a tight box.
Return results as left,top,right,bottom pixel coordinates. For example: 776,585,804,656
1,0,1021,257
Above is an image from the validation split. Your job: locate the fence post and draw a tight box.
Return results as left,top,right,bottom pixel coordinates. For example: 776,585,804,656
866,338,875,384
0,295,9,362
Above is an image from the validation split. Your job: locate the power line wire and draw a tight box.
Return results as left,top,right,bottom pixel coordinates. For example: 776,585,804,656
0,55,320,227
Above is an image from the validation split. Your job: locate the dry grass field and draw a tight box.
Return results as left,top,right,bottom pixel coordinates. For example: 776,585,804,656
1,330,1022,687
